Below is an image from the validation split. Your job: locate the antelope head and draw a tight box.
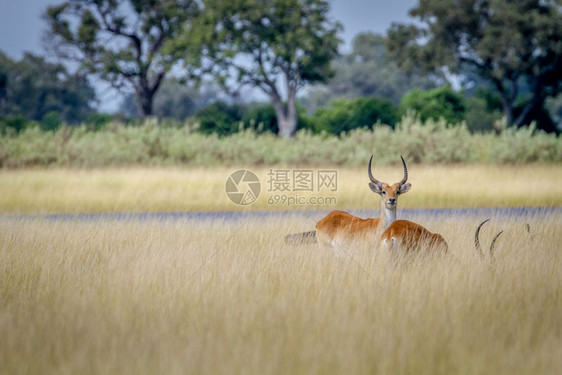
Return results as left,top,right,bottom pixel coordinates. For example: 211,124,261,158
368,155,412,210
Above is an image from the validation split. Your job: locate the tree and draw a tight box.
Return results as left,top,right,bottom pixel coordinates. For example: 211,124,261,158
387,0,562,131
195,0,341,137
45,0,200,118
0,51,95,124
303,32,437,111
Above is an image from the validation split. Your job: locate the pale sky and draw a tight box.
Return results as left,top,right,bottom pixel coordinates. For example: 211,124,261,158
0,0,419,110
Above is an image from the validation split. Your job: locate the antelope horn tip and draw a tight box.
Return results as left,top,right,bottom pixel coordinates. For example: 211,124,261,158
489,230,504,258
399,155,408,185
368,154,381,187
474,219,490,259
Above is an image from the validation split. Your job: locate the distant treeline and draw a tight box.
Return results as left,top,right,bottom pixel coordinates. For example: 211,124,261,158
1,84,557,137
2,0,562,137
1,115,560,168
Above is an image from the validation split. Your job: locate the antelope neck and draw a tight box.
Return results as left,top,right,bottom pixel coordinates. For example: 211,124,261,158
380,202,397,231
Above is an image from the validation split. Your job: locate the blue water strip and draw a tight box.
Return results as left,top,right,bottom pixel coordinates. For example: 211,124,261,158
1,207,560,223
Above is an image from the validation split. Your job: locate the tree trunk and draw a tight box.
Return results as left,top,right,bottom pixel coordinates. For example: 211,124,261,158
138,91,154,118
273,99,298,137
495,83,514,128
503,101,514,128
514,87,546,129
514,101,534,128
137,71,165,119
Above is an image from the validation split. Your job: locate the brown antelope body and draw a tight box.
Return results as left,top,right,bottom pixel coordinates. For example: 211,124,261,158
381,219,504,257
380,220,448,253
313,156,411,249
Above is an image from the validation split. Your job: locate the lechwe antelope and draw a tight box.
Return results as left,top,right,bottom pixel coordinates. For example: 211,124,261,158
380,220,448,253
380,218,504,257
285,155,411,248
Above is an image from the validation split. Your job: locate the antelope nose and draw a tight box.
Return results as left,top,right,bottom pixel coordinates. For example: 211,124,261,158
388,198,396,204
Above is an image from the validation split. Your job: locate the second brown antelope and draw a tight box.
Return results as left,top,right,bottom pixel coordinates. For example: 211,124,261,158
380,220,449,253
380,219,504,258
285,155,411,248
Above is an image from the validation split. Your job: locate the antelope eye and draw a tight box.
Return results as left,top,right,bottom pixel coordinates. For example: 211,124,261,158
381,191,386,195
396,191,400,195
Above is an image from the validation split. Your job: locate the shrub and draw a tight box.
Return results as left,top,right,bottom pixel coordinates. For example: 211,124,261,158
40,111,63,131
242,103,278,133
400,86,466,125
465,96,502,133
0,114,37,134
0,114,560,168
85,113,114,131
488,124,562,164
195,101,244,135
312,96,398,134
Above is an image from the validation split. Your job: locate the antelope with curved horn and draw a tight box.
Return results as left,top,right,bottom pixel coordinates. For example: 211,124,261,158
285,156,411,247
474,219,504,260
318,156,411,248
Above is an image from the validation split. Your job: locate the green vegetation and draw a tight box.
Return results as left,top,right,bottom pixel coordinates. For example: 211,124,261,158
45,0,200,118
400,86,465,125
0,52,95,124
1,215,560,374
312,96,398,134
0,115,560,168
195,101,245,135
387,0,562,132
190,0,341,137
1,1,559,136
303,32,437,110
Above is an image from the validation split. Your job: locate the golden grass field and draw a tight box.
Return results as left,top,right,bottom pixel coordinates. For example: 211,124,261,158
0,164,561,213
1,213,561,374
1,165,561,374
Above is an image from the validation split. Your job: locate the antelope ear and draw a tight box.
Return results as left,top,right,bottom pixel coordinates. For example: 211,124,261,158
369,182,382,194
399,183,412,194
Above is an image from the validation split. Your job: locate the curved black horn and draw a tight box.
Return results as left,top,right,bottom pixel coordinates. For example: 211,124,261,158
399,155,408,186
474,219,490,259
489,231,504,259
368,155,382,187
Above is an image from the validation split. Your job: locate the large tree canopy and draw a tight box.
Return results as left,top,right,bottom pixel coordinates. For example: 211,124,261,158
303,32,437,111
0,51,95,124
387,0,562,131
45,0,200,118
192,0,341,137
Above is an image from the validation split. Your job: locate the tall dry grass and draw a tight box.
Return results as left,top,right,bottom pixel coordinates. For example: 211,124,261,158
1,213,560,374
1,164,561,213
